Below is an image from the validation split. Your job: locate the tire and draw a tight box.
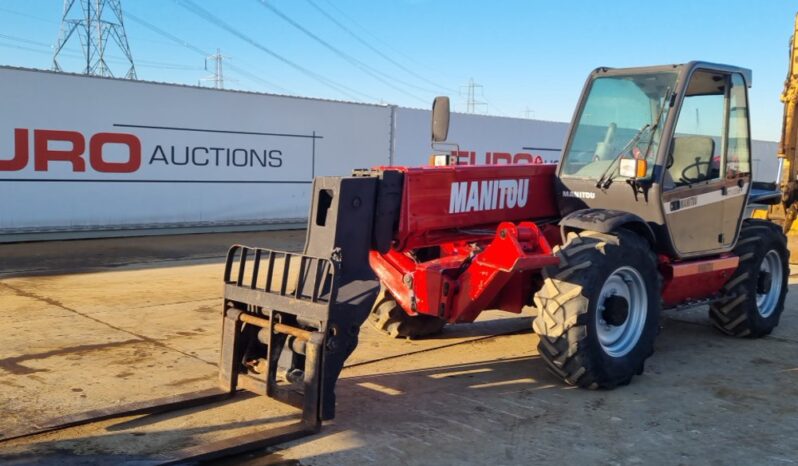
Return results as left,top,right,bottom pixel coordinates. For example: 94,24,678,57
709,219,788,337
532,230,661,388
369,288,446,339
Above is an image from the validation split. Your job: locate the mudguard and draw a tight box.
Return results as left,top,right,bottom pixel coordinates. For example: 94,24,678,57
559,208,656,246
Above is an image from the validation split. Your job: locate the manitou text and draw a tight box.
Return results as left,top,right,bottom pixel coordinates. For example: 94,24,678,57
448,178,530,214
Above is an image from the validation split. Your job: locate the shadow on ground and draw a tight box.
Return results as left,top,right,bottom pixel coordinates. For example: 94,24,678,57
0,230,306,278
6,308,798,466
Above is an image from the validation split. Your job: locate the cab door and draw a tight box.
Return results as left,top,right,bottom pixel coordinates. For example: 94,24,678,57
662,69,750,257
720,73,753,245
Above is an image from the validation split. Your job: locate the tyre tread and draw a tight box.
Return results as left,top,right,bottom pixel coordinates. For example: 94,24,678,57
709,220,788,338
533,229,661,389
369,290,446,339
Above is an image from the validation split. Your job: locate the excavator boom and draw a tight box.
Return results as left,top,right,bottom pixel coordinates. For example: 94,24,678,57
768,13,798,261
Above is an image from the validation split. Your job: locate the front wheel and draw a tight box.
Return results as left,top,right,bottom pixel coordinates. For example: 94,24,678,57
533,230,661,388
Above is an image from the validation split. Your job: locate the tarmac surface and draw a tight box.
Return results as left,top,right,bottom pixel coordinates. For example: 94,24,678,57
0,231,796,465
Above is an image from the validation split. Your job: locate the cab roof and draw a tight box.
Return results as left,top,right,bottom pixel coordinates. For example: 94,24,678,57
591,61,752,88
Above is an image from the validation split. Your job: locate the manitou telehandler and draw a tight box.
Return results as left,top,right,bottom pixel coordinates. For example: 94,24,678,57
6,62,791,463
207,59,790,455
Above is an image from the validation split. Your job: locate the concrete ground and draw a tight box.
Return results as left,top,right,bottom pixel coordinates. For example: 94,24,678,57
0,231,796,465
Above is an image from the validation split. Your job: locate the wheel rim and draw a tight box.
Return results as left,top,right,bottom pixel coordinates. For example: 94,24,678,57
596,266,648,358
756,250,783,318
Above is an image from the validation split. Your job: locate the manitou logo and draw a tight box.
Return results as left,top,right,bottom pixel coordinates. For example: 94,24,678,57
562,190,596,200
0,129,141,173
449,178,530,214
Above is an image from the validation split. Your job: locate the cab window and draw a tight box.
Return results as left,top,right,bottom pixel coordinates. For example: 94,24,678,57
726,73,751,178
667,70,727,188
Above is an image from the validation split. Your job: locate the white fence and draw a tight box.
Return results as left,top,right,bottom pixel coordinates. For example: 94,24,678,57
0,67,781,240
0,67,391,237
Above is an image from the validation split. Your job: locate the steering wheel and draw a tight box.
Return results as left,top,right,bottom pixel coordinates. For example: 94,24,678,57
680,158,711,184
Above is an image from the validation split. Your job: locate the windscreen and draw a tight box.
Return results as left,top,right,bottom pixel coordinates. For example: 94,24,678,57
560,72,678,179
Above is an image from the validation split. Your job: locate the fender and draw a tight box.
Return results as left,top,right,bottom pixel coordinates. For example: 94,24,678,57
559,208,656,246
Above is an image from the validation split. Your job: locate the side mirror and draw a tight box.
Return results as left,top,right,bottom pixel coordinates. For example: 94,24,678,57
431,96,450,142
619,158,648,179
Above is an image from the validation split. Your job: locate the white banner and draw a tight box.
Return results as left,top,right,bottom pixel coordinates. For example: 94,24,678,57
0,67,391,232
0,67,781,237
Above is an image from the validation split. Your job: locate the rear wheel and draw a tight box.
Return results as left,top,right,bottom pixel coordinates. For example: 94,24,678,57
709,220,788,337
369,288,446,339
533,230,661,388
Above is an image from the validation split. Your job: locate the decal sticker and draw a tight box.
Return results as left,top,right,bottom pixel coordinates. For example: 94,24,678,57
562,190,596,200
664,183,749,213
449,178,529,214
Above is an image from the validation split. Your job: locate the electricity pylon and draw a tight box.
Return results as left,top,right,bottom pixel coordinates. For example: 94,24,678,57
53,0,137,79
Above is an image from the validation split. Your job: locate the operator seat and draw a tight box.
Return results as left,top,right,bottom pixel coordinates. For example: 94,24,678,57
665,136,715,187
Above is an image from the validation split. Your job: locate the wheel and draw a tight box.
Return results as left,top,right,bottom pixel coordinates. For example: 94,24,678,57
709,219,788,337
532,230,661,388
369,288,446,339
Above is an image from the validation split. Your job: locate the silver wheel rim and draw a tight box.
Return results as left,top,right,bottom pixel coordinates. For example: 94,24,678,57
756,250,783,318
596,266,648,358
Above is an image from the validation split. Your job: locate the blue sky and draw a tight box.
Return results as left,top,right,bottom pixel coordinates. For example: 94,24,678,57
0,0,795,141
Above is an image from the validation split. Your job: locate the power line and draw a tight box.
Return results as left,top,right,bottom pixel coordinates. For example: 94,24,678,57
0,17,198,73
0,33,52,48
2,35,89,61
204,59,275,91
0,42,59,57
304,0,451,94
0,11,200,73
0,37,199,72
135,58,203,71
456,77,508,116
318,0,456,83
0,7,58,24
6,1,421,102
486,99,508,116
126,12,210,57
174,0,377,102
0,38,200,72
125,11,293,94
253,0,427,103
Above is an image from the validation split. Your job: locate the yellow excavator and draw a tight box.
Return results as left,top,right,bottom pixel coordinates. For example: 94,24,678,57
755,13,798,262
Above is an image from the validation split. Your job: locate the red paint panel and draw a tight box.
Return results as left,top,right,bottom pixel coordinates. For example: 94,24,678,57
378,164,558,250
369,221,559,323
660,255,739,307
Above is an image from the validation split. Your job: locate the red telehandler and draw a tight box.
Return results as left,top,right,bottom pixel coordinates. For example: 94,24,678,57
5,61,789,463
213,60,788,459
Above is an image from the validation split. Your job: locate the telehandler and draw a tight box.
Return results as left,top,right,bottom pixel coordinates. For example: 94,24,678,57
208,60,789,459
8,25,798,463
